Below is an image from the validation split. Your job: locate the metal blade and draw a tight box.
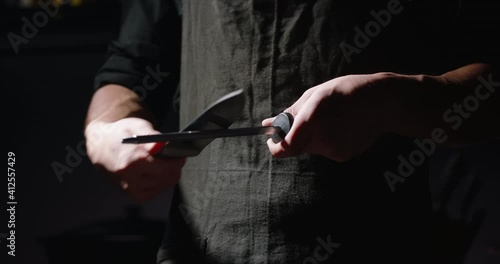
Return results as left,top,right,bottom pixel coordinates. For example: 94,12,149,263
122,126,281,144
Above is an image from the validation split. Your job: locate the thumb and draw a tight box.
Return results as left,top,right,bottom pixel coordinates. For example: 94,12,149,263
262,117,275,126
276,97,317,157
134,125,165,155
148,141,167,155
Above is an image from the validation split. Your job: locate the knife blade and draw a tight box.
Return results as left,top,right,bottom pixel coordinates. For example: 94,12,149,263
122,126,282,144
122,112,294,144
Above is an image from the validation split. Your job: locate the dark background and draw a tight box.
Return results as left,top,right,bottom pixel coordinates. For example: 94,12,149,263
2,1,174,264
1,1,499,264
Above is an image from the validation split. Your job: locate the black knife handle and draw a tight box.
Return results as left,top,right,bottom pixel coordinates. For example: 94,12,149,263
271,112,294,143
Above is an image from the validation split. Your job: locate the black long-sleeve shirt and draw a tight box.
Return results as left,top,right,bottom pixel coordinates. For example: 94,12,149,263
94,0,182,128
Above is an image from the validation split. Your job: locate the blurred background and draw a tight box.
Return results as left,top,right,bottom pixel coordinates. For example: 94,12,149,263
1,1,499,264
1,1,173,263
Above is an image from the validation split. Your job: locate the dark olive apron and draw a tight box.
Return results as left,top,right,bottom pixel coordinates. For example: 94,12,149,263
155,0,472,263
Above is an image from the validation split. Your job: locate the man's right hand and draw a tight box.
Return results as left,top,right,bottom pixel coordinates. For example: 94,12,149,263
85,117,185,202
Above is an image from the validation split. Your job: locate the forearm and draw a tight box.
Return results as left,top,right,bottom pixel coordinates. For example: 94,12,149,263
84,84,155,127
389,63,499,145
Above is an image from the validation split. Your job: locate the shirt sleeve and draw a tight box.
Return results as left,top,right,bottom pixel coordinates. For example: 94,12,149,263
94,0,182,127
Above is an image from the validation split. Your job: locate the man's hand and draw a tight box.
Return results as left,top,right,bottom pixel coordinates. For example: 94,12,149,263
264,64,499,162
85,117,185,202
84,85,185,202
263,73,403,162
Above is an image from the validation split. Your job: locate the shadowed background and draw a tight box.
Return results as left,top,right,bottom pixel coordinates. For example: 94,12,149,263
1,1,174,264
1,1,499,264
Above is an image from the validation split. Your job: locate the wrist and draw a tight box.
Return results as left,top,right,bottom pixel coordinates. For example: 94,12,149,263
85,84,156,128
380,72,448,137
372,72,431,135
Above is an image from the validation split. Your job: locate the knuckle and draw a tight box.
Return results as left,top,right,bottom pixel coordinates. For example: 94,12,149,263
270,151,282,158
284,144,302,157
284,107,296,117
285,134,306,156
269,144,286,158
269,147,282,157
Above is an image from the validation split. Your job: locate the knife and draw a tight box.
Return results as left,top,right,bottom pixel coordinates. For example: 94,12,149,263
122,112,293,144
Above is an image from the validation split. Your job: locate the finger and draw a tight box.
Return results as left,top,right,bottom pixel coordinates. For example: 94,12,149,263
142,158,186,177
267,104,311,158
125,183,160,202
148,141,167,155
132,127,165,154
119,171,169,202
262,117,275,126
266,138,291,158
298,121,343,161
284,86,316,116
118,171,156,193
131,157,186,188
118,152,185,180
274,93,322,157
127,137,165,159
266,133,303,158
